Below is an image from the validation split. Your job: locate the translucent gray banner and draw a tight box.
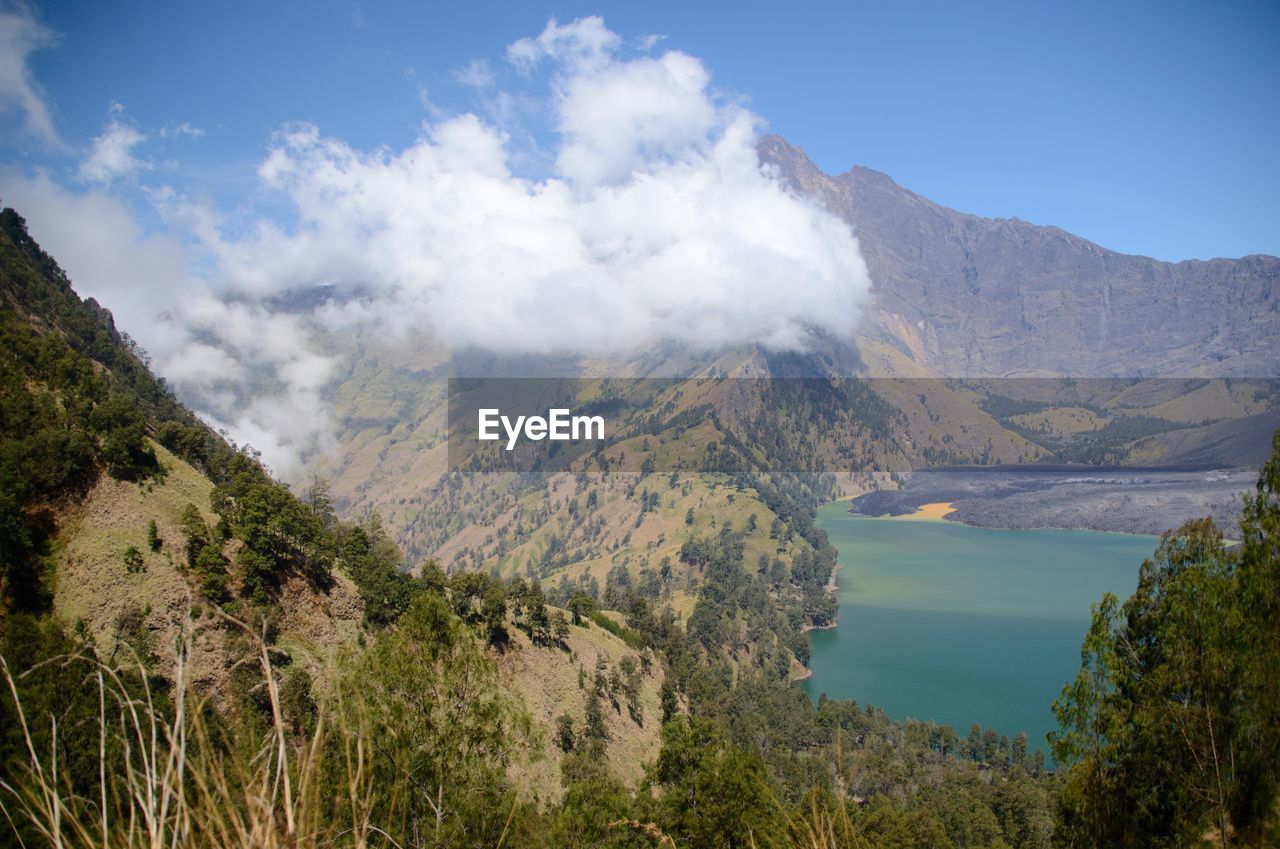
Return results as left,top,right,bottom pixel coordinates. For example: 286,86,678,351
446,377,1280,474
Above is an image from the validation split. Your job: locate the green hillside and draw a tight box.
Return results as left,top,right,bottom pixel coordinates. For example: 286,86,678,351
2,207,1278,847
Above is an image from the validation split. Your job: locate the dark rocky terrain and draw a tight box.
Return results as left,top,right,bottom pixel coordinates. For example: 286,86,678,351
851,467,1256,536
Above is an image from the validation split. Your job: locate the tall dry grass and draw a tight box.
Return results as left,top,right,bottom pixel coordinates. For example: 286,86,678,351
781,791,873,849
0,610,394,849
606,794,872,849
1,609,872,849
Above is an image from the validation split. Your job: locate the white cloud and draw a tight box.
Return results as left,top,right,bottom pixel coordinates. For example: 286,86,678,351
507,16,621,74
212,19,871,354
165,294,337,476
2,169,188,335
403,65,447,121
554,49,718,185
636,33,667,52
236,110,865,353
0,2,61,146
453,58,495,89
159,121,204,140
2,171,332,478
78,103,149,184
4,16,874,478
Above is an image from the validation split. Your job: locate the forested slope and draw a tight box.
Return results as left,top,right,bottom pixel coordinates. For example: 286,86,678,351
2,207,1278,847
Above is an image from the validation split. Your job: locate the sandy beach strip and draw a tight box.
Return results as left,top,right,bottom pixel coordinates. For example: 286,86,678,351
884,501,956,521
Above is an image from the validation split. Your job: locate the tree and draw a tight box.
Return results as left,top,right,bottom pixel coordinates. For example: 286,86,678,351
527,585,551,645
1051,506,1279,847
550,754,643,848
449,570,489,622
302,473,335,527
351,591,527,846
91,397,157,481
179,503,208,566
552,610,571,646
1234,430,1280,836
653,717,787,849
214,472,333,595
619,655,642,724
337,517,414,628
567,589,595,626
482,581,509,648
556,713,577,753
584,687,607,755
993,778,1054,849
122,545,144,574
964,724,983,762
1011,732,1028,769
195,544,229,602
660,679,678,723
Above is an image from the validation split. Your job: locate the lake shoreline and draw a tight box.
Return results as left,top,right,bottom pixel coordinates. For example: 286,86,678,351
848,497,1163,539
801,501,1156,753
796,556,846,682
801,561,843,634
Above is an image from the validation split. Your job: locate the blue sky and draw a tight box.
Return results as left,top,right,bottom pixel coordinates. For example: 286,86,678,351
2,0,1275,475
4,0,1278,261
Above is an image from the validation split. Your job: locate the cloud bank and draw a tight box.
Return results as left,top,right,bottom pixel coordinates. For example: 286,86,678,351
0,2,61,146
78,103,149,184
5,16,873,476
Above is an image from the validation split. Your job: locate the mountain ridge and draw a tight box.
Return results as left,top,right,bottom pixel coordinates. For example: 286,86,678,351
762,134,1280,264
759,135,1280,378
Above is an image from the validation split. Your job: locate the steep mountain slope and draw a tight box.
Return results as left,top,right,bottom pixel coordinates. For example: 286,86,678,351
0,209,667,796
49,438,367,695
501,616,666,804
0,207,371,695
759,136,1280,378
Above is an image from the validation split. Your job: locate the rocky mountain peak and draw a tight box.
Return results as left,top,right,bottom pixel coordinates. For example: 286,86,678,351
757,136,1279,378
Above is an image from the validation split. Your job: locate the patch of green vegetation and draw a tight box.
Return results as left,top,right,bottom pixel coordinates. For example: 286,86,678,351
587,609,645,650
1051,433,1280,845
978,393,1060,419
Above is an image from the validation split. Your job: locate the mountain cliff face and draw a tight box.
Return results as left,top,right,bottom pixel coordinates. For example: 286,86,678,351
759,136,1280,378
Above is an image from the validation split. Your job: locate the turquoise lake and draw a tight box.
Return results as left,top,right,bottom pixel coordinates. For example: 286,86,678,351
802,501,1158,752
